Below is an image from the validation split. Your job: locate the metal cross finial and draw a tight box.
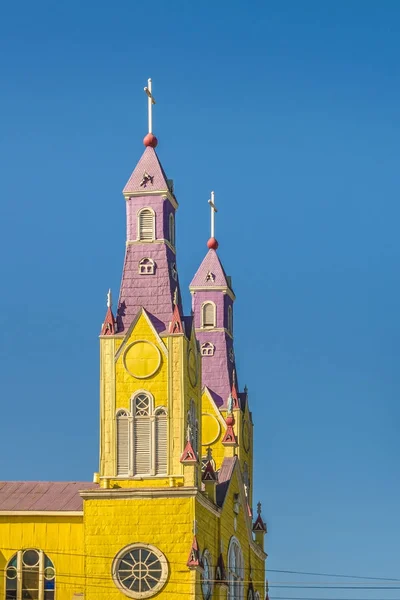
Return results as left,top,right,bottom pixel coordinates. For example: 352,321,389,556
144,78,156,134
107,289,112,308
208,191,218,238
257,501,262,515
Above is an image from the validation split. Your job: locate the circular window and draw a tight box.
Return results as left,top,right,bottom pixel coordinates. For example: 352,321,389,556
23,549,40,567
112,544,168,599
201,550,213,599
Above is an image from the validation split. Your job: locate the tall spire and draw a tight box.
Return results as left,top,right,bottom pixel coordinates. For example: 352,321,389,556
117,78,182,333
189,194,236,407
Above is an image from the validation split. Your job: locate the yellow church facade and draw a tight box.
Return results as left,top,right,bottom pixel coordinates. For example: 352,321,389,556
0,79,267,600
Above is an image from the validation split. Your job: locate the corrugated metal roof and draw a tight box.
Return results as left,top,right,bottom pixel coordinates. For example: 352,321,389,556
0,481,98,511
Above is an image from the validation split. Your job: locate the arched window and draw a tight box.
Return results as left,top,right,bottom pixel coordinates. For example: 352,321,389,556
228,305,233,334
155,407,168,475
6,549,56,600
139,258,155,275
169,213,175,246
116,409,130,476
201,342,215,356
138,208,155,241
202,302,216,328
201,549,213,600
115,395,168,478
228,538,244,600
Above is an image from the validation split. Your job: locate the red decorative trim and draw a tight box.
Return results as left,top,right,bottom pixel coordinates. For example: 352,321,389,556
100,307,115,335
180,440,198,464
231,380,240,409
222,415,238,446
252,514,267,533
187,535,203,570
202,461,217,482
215,553,228,587
169,304,183,334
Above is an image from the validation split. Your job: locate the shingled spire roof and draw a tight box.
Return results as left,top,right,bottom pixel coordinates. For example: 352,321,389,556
189,249,234,294
123,147,171,196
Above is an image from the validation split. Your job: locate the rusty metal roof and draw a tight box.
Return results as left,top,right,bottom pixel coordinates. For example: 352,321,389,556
0,481,98,511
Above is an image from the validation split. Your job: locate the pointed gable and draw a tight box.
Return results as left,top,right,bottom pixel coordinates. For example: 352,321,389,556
123,147,170,195
189,249,233,293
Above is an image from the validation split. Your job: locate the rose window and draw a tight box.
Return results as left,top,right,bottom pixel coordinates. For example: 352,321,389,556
112,544,168,599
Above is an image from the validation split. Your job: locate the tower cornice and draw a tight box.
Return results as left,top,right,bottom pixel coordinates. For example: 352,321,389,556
123,190,178,210
189,286,236,301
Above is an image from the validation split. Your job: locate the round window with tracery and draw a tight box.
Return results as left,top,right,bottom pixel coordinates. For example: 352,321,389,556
112,544,168,599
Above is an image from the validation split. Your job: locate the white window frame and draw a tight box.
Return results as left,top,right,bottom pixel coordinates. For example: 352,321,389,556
5,549,56,600
201,342,215,356
137,207,155,241
138,258,155,275
115,393,168,477
201,301,216,328
112,543,168,599
228,537,244,600
201,549,213,600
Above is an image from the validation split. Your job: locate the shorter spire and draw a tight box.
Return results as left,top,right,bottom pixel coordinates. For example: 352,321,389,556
186,535,203,570
252,501,267,533
222,414,238,447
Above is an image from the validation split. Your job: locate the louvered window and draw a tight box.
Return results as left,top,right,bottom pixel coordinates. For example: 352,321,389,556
116,410,130,476
202,302,216,328
138,208,155,240
155,408,168,475
134,395,151,475
134,418,152,475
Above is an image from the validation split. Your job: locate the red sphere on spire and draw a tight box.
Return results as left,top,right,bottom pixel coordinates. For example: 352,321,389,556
225,415,235,426
143,133,158,148
207,237,219,250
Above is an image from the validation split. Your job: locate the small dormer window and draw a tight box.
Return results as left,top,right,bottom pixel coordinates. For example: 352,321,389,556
202,302,216,328
139,258,155,275
169,213,175,247
201,342,215,356
138,208,155,241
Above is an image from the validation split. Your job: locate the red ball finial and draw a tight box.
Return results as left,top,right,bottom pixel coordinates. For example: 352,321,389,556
143,133,158,148
225,414,235,426
207,237,219,250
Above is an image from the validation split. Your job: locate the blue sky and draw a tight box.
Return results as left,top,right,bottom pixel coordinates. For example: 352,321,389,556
1,0,400,595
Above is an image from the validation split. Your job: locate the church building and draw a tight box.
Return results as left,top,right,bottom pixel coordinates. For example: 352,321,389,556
0,79,267,600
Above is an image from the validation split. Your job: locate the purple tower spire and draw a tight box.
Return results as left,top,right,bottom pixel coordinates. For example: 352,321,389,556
116,80,182,333
189,194,237,408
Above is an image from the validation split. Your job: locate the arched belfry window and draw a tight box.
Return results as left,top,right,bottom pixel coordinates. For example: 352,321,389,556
6,549,56,600
228,305,233,335
115,394,168,478
138,208,155,241
169,212,175,246
202,302,216,328
228,537,244,600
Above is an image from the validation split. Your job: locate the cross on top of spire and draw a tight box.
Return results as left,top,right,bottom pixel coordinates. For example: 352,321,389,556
207,191,219,250
143,78,158,148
